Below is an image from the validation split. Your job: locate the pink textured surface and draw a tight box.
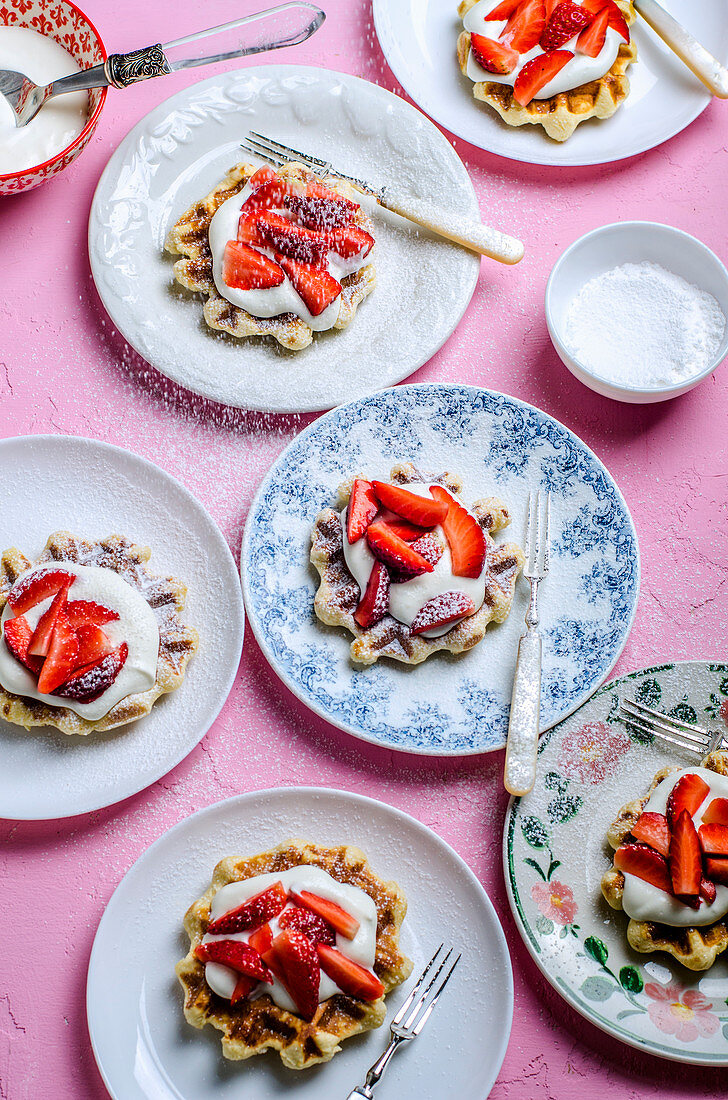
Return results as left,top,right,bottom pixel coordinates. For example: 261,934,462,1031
2,1,728,1097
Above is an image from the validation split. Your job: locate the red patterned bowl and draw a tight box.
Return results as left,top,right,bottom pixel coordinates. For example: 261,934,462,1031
0,0,107,195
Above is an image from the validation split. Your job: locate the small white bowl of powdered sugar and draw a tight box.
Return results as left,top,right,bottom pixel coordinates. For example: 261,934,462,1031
545,222,728,403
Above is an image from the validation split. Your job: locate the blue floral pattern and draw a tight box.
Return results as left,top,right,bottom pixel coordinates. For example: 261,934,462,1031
242,385,640,755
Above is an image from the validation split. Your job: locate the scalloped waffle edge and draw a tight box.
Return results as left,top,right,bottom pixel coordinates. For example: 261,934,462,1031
0,532,198,736
456,0,638,143
600,750,728,971
311,462,525,666
165,161,376,351
176,839,413,1068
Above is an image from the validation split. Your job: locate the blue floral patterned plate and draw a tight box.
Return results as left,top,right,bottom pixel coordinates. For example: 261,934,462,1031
242,384,639,755
505,660,728,1064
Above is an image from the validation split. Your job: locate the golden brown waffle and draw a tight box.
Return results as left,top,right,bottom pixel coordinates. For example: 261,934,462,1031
457,0,638,142
0,532,198,736
176,839,412,1068
601,751,728,971
311,463,524,666
165,161,376,351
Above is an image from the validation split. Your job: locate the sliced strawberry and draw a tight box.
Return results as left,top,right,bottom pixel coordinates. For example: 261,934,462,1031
354,562,390,629
283,192,356,231
317,945,384,1002
8,569,75,615
389,535,443,582
55,643,128,702
278,906,336,945
73,623,113,668
325,225,375,261
702,798,728,827
365,523,434,578
379,512,424,542
576,5,609,56
669,809,702,899
700,878,717,905
195,939,273,984
698,823,728,857
305,179,358,211
545,0,560,13
237,210,266,247
613,843,672,894
288,890,360,940
207,882,287,935
222,241,285,291
36,612,78,695
666,773,710,826
513,48,572,106
27,581,71,658
240,176,296,211
64,600,120,629
580,0,629,40
630,811,670,858
371,482,448,528
277,255,341,317
705,858,728,887
346,479,379,544
429,486,486,579
256,210,327,265
262,929,320,1021
540,1,590,49
501,0,547,53
247,164,277,191
410,591,476,635
248,922,274,957
3,615,42,673
470,33,519,74
230,973,257,1005
485,0,521,18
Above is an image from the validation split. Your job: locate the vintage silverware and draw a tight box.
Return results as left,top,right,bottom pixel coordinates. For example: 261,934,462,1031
1,2,325,128
633,0,728,99
619,697,727,757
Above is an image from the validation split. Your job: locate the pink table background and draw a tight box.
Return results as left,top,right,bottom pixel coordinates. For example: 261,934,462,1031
2,1,728,1096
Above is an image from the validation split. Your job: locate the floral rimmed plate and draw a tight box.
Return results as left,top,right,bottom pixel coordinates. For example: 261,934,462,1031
504,660,728,1065
241,383,639,755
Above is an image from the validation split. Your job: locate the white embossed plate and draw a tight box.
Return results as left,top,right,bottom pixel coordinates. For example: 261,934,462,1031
88,65,480,413
241,383,640,755
505,660,728,1064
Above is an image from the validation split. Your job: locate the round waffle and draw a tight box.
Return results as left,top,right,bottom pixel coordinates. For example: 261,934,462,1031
0,532,198,736
165,161,376,351
601,750,728,972
311,462,524,666
176,839,412,1068
456,0,638,142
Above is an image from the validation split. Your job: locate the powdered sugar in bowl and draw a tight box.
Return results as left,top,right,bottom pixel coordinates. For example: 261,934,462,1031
545,222,728,403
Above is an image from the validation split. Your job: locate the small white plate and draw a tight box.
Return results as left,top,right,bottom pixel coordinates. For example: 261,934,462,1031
87,786,513,1100
372,0,728,167
0,435,244,820
88,65,480,413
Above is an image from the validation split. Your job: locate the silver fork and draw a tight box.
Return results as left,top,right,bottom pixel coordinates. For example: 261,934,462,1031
619,697,727,757
345,945,460,1100
240,132,524,265
504,491,551,797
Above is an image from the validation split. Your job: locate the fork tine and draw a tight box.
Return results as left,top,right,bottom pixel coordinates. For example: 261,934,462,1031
410,953,460,1036
623,697,709,737
524,492,534,569
391,945,444,1027
240,137,287,168
542,492,551,574
403,948,453,1030
621,714,704,756
249,129,328,168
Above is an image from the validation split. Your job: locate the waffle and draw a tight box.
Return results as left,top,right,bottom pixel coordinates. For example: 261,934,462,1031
311,463,524,666
0,532,198,737
165,161,376,351
456,0,638,142
176,839,412,1068
600,751,728,971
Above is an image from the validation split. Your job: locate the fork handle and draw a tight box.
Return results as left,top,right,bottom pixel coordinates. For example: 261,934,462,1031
504,628,542,796
634,0,728,98
345,1035,405,1099
378,187,524,264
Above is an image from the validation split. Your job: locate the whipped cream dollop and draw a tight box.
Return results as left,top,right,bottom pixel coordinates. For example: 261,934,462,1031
0,27,88,175
0,562,159,722
341,482,487,638
203,865,378,1013
208,179,372,332
462,0,622,99
621,767,728,927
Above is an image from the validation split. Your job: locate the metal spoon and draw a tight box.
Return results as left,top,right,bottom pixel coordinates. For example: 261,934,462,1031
0,2,325,128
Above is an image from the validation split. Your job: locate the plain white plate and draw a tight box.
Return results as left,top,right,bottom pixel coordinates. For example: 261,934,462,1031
0,435,244,820
88,64,480,413
372,0,728,166
87,786,513,1100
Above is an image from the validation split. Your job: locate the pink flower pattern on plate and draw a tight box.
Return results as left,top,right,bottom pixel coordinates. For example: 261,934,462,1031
558,719,631,785
531,880,577,925
645,983,720,1043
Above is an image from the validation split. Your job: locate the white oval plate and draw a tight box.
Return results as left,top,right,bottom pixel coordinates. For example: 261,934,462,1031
505,659,728,1064
87,786,513,1099
241,383,640,755
0,435,244,820
88,65,480,413
373,0,728,167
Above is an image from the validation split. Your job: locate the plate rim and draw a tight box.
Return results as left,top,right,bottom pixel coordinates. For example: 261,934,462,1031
87,63,479,414
86,783,514,1100
0,432,245,821
502,657,728,1066
240,381,641,757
